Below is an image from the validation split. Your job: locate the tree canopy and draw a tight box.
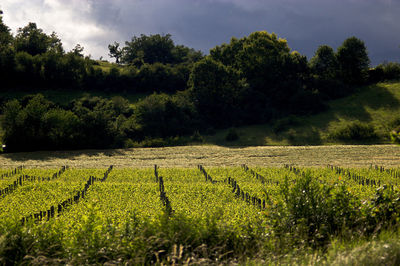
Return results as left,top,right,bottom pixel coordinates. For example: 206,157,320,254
337,37,370,85
115,34,203,65
0,10,12,47
14,22,64,56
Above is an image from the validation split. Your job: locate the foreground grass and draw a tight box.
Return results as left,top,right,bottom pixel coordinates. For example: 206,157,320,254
205,81,400,146
264,232,400,265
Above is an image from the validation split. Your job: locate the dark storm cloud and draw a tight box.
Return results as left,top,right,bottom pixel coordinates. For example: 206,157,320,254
2,0,400,64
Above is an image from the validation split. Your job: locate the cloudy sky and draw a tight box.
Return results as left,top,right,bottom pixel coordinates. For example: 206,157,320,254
1,0,400,65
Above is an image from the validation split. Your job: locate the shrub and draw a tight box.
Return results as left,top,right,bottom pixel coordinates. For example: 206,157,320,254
376,62,400,81
132,93,198,139
266,172,361,248
364,185,400,233
1,94,132,151
190,131,204,143
328,121,378,142
391,127,400,145
225,128,239,141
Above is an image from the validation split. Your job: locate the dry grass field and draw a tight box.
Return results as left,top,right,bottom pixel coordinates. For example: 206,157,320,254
1,144,400,168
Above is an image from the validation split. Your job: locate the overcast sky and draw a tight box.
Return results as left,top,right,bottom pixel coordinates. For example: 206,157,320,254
1,0,400,65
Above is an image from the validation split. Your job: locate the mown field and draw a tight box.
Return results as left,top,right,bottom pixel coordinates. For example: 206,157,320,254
2,162,400,264
0,144,400,169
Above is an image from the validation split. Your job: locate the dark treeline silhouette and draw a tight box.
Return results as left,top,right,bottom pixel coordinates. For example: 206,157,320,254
1,11,400,152
0,15,202,93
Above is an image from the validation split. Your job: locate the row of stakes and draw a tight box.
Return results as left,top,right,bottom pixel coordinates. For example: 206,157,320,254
197,165,218,183
197,165,266,210
371,164,400,179
284,164,323,185
0,166,69,198
21,165,113,225
327,164,384,187
0,165,24,180
241,164,280,185
155,165,173,215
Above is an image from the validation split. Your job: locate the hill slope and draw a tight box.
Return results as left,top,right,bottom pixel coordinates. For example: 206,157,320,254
204,81,400,146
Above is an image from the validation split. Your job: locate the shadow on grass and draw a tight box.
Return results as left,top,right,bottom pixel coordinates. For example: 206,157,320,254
207,83,400,148
322,83,400,125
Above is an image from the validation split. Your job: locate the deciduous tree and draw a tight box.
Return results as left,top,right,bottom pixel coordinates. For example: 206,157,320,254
337,37,370,85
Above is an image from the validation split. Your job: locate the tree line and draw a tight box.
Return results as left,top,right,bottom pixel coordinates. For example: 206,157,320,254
1,11,400,151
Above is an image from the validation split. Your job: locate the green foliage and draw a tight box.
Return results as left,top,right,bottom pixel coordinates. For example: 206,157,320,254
337,37,370,85
376,62,400,81
267,172,361,248
14,22,63,56
309,45,348,99
43,109,81,147
364,185,400,232
328,121,378,142
71,44,84,57
0,10,13,47
135,62,189,92
1,94,135,151
390,127,400,145
1,166,400,263
190,130,204,143
310,45,338,80
206,31,322,123
131,92,198,139
121,33,202,66
122,33,175,65
108,41,123,64
189,57,244,126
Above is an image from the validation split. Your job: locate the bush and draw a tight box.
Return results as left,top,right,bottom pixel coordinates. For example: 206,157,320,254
376,62,400,81
328,121,378,142
1,94,132,151
266,172,361,248
225,128,239,141
391,127,400,145
190,131,204,143
131,93,198,139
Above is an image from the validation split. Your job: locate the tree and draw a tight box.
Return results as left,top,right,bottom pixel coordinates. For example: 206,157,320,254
336,37,370,85
234,31,292,95
210,37,245,68
122,34,175,64
309,45,345,99
210,31,312,112
108,41,123,63
131,93,197,138
310,45,338,80
71,44,84,57
1,95,53,151
0,11,15,87
43,108,80,149
0,10,13,47
188,57,244,126
14,22,63,56
171,45,203,64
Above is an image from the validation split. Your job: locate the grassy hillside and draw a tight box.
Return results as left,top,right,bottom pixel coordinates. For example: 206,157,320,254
204,81,400,146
